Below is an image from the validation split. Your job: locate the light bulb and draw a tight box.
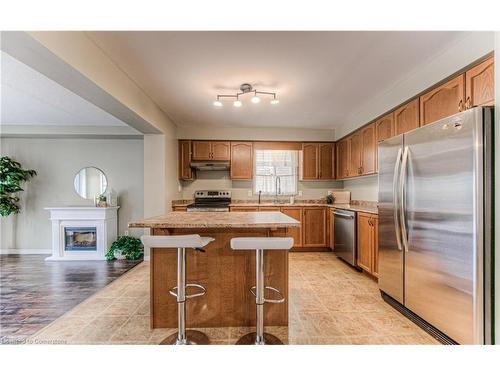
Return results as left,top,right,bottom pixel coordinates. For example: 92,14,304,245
213,100,223,107
233,100,242,107
271,98,280,104
251,96,261,104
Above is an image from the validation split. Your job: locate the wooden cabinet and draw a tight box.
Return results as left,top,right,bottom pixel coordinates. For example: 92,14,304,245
281,207,302,248
230,142,253,180
465,57,495,108
302,207,327,247
192,141,230,161
178,140,193,180
420,74,465,126
173,206,187,211
336,138,350,179
375,112,395,143
230,206,259,212
258,206,281,211
302,143,335,180
348,132,362,177
360,123,376,175
356,212,379,277
394,98,420,136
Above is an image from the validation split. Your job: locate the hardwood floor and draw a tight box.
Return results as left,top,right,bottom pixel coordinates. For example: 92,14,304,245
29,253,439,345
0,255,141,344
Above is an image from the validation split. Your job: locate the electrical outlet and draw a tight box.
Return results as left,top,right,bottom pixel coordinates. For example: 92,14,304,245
298,190,303,197
124,230,129,236
247,190,253,197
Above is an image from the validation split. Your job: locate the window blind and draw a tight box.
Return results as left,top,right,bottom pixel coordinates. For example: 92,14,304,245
253,150,298,195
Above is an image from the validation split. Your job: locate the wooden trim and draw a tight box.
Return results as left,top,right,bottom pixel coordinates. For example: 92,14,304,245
253,141,302,150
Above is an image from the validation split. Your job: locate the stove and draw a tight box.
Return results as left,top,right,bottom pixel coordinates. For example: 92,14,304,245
186,190,232,212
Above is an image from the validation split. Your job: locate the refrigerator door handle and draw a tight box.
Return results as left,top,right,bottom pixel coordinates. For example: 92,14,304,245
393,147,403,251
400,146,409,252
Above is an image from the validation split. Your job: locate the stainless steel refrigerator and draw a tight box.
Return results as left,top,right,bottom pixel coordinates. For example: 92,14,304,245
378,106,493,345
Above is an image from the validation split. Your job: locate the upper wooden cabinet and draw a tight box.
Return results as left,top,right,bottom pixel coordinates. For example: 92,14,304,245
420,74,465,126
394,98,420,136
360,123,376,175
348,132,362,177
302,143,335,180
375,112,395,143
465,57,494,108
336,138,350,179
192,141,230,161
178,140,193,180
230,142,253,180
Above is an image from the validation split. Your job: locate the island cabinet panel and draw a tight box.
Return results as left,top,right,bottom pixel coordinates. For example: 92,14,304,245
356,212,379,278
301,143,319,180
178,140,193,180
465,57,495,108
192,141,230,160
281,207,303,248
230,141,253,179
349,132,362,177
318,143,335,179
150,227,288,328
394,98,420,136
375,112,395,143
360,123,376,175
336,138,350,179
302,207,327,247
420,74,465,126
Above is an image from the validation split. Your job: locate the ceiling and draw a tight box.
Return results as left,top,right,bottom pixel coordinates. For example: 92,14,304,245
0,51,128,127
87,31,471,130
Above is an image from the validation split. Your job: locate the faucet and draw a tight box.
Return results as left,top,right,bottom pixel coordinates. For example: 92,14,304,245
274,176,281,203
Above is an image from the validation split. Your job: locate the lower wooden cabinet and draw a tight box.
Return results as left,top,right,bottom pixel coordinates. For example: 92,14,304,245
230,206,259,212
302,207,327,247
173,206,187,211
357,212,379,277
281,207,303,248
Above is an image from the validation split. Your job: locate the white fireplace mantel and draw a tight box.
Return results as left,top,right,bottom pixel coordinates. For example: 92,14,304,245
45,206,119,261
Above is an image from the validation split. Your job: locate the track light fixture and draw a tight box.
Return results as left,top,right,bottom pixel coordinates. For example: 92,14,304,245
213,83,279,107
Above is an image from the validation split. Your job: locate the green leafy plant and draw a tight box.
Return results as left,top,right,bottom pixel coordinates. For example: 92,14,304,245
0,156,37,217
105,236,144,261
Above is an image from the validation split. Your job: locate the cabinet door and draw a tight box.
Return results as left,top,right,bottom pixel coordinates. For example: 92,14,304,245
356,213,372,273
211,141,231,161
178,140,193,180
318,143,334,179
329,209,335,250
230,142,253,179
375,112,394,143
420,74,465,126
360,123,376,175
372,216,379,278
394,98,420,135
192,141,212,160
302,143,319,180
281,207,302,248
302,208,327,247
336,138,350,179
230,206,259,212
349,132,362,177
465,57,495,108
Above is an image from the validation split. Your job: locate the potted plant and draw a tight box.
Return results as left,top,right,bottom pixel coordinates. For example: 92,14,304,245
105,236,144,260
0,156,37,217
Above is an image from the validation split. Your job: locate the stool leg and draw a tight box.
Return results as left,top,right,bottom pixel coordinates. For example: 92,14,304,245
255,248,265,345
176,247,187,345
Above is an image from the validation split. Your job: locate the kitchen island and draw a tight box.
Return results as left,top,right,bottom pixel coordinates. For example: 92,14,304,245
129,211,300,329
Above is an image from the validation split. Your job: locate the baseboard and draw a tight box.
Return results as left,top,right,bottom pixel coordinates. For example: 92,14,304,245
0,248,52,255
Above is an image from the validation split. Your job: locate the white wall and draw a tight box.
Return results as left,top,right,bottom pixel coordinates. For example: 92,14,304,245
342,175,378,202
0,137,144,251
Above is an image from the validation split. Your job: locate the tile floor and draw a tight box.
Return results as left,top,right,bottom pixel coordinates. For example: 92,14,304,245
28,252,439,345
0,255,141,343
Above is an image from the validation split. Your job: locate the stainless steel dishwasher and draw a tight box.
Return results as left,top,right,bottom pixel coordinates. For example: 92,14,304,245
333,209,357,266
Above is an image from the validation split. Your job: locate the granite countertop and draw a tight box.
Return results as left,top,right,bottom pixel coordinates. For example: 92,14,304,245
128,211,301,229
171,199,378,215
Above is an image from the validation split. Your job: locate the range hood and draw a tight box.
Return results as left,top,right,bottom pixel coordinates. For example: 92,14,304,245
190,161,230,171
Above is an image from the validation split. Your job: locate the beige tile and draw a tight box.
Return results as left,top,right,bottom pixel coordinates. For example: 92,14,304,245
76,316,129,343
102,297,144,316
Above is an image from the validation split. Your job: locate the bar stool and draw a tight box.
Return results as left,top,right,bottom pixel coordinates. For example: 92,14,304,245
230,237,293,345
141,234,214,345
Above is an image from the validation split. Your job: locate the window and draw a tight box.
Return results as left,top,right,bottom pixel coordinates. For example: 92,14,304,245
253,150,298,195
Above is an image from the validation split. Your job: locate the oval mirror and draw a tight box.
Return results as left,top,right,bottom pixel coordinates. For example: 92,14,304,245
73,167,108,199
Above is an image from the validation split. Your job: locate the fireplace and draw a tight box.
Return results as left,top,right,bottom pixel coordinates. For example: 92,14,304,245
64,227,97,251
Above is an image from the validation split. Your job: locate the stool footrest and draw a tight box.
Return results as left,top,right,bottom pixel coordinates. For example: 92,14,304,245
250,286,285,304
169,284,207,299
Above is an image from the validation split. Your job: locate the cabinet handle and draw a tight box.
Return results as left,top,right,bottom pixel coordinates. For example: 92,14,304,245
466,96,471,109
458,99,463,112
